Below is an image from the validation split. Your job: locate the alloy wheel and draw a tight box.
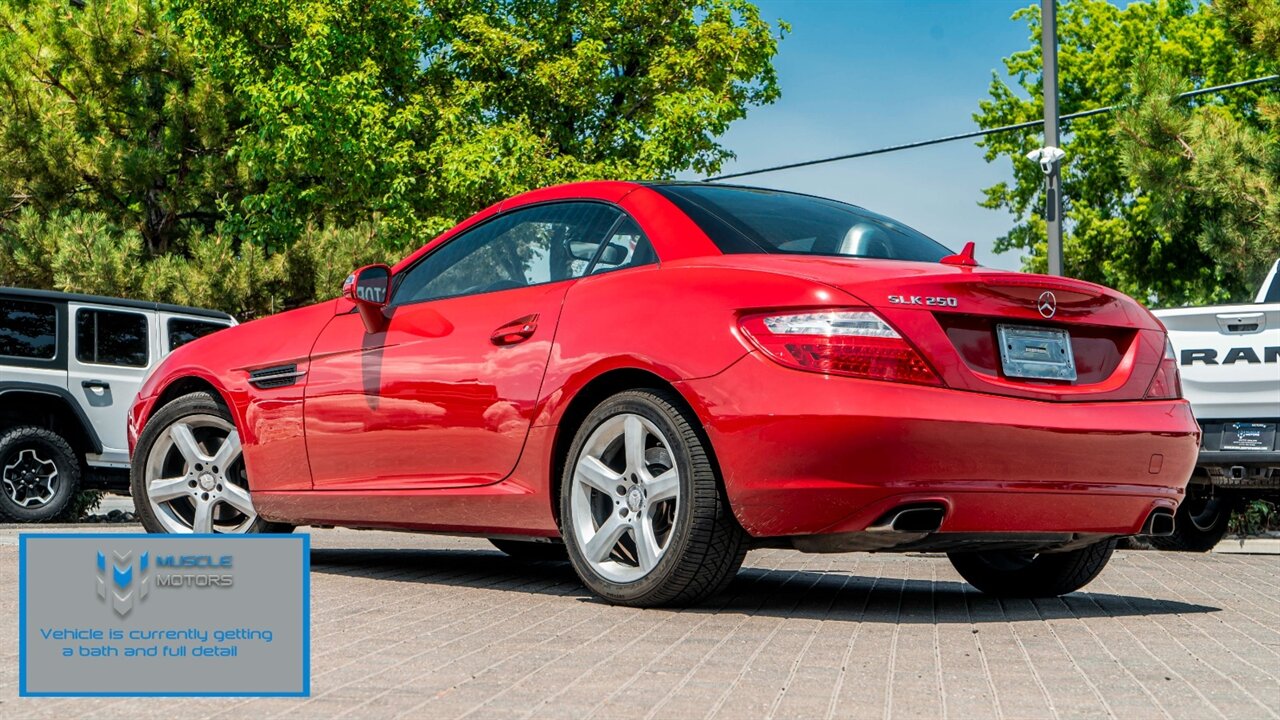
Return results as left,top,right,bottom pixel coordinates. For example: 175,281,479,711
144,414,257,533
1,448,58,507
569,413,681,583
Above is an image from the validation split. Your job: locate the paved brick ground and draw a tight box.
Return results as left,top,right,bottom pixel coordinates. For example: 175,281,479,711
1,527,1277,719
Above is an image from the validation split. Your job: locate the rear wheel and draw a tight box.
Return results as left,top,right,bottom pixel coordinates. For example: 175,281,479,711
489,539,568,561
560,389,747,607
1150,484,1235,552
948,539,1117,597
131,391,292,534
0,426,80,522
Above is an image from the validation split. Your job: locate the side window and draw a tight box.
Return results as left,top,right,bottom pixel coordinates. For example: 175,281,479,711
76,309,148,367
393,202,623,306
590,216,656,275
168,318,228,351
0,299,57,359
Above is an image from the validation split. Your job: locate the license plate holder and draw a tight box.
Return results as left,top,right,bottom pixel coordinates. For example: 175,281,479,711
996,324,1077,381
1222,422,1277,451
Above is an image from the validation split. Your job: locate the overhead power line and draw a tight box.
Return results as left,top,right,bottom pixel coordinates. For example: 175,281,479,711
703,74,1280,182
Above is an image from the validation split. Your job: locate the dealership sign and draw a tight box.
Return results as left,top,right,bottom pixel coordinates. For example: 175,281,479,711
20,533,309,696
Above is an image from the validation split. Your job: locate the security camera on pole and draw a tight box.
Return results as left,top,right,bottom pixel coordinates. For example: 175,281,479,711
1026,145,1066,261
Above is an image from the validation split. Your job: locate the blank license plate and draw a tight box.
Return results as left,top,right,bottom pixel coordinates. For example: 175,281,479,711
997,324,1077,381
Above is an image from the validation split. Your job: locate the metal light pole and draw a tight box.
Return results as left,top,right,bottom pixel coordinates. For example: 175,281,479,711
1041,0,1064,276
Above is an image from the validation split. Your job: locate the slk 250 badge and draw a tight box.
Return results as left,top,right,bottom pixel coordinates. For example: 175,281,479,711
888,295,958,308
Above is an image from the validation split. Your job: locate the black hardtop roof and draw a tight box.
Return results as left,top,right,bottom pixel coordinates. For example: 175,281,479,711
0,287,234,321
643,181,873,209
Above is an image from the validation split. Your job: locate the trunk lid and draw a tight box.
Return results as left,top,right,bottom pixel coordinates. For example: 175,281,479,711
703,256,1167,401
851,266,1164,401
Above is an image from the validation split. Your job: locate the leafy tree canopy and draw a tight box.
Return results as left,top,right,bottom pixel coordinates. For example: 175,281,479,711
174,0,784,246
1114,0,1280,301
0,0,784,315
0,0,242,254
977,0,1271,305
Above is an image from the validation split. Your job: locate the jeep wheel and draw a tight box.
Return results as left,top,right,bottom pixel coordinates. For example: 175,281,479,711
131,391,292,534
0,426,80,522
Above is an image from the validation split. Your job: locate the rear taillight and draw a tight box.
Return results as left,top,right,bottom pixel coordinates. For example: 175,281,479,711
1145,337,1182,400
739,310,941,386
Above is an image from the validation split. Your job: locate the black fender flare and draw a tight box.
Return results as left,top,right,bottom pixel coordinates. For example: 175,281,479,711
0,381,104,454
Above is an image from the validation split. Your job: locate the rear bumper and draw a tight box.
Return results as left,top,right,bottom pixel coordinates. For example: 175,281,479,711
1198,449,1280,466
1195,419,1280,468
679,352,1200,539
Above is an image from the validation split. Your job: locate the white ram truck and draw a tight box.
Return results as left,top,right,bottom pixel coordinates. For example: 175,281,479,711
1151,259,1280,550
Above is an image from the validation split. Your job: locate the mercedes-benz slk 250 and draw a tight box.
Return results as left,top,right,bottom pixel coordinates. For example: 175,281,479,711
127,182,1199,607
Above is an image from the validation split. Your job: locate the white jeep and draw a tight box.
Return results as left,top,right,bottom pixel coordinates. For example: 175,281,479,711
1152,259,1280,550
0,288,233,521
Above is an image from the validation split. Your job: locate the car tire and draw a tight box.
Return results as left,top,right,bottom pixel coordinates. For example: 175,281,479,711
489,538,569,561
947,539,1118,597
560,388,748,608
131,391,293,535
1150,486,1235,552
0,426,81,522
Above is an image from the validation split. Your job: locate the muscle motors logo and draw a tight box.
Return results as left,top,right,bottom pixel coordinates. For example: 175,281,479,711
96,551,150,617
95,549,234,617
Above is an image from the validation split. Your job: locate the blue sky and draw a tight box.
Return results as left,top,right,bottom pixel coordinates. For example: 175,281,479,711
682,0,1037,269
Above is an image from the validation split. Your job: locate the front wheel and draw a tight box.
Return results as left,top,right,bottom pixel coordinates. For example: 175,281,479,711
131,391,293,535
1150,485,1235,552
0,426,81,522
948,539,1118,597
560,389,747,607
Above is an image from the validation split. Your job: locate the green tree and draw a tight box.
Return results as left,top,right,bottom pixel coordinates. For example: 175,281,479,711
0,0,784,316
976,0,1267,304
175,0,785,248
1114,0,1280,297
0,0,245,253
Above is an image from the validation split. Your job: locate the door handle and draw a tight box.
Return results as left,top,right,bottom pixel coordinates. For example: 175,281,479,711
81,379,110,393
490,314,539,346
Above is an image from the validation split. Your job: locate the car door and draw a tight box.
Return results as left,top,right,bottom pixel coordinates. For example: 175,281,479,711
65,304,155,467
304,201,626,490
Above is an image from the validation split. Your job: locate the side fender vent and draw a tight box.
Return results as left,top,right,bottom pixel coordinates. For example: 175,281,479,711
248,363,305,389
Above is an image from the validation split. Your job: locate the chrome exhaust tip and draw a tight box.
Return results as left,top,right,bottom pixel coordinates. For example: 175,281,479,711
1139,508,1176,537
867,504,946,534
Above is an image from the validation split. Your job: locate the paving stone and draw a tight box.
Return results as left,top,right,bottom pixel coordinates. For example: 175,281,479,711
1,528,1277,719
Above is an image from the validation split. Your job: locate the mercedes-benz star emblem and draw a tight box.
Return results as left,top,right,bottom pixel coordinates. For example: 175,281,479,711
1037,291,1057,319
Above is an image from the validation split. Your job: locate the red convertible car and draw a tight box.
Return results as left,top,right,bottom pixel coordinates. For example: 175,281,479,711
128,181,1199,606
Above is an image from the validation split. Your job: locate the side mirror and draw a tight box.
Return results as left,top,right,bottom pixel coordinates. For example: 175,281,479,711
342,264,391,333
568,241,599,262
597,242,629,266
567,241,629,266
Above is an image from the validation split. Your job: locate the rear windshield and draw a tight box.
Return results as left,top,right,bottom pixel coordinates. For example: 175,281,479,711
652,184,951,262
